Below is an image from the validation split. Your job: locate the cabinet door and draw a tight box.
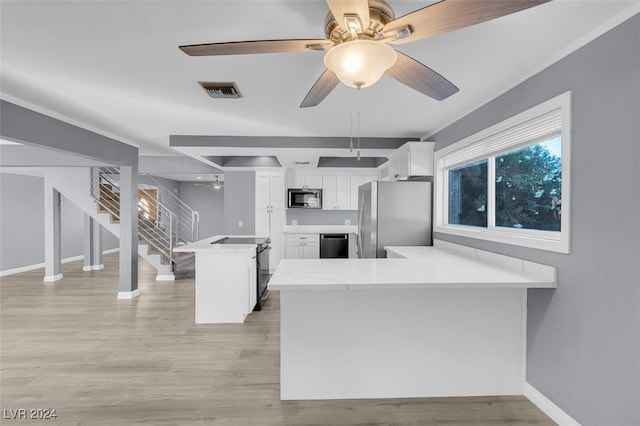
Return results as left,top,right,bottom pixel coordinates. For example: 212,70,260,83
395,151,410,180
288,175,306,189
255,209,270,238
322,176,337,210
335,176,351,210
303,240,319,259
286,241,302,259
270,173,285,209
255,172,271,210
248,253,257,312
269,208,285,269
305,175,323,189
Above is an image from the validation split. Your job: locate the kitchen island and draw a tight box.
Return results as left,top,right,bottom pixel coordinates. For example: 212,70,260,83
174,235,258,324
269,240,556,400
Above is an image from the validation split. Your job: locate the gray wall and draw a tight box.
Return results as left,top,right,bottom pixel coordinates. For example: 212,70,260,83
429,15,639,426
0,171,119,271
286,209,358,226
223,171,255,235
179,182,225,238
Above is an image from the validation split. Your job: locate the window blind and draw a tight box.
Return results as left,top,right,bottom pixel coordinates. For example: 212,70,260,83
442,108,563,169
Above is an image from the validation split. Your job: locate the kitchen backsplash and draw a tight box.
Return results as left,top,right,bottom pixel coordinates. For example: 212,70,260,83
286,209,358,226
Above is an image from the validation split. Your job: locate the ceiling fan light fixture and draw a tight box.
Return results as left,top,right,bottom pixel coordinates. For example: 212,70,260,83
324,40,397,88
213,175,222,190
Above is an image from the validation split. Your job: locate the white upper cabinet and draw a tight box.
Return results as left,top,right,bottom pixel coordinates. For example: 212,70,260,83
322,175,351,210
258,172,285,210
287,175,323,189
385,141,435,181
255,172,272,211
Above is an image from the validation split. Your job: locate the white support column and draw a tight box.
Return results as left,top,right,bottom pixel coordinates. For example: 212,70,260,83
44,183,63,282
83,214,93,271
83,214,104,271
117,165,139,299
92,218,103,270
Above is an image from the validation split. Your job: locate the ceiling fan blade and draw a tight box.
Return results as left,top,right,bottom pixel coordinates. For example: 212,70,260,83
326,0,371,31
385,52,459,101
300,69,340,108
385,0,551,45
179,39,333,56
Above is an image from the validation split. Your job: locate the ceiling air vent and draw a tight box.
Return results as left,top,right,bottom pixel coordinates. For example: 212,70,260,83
199,82,242,99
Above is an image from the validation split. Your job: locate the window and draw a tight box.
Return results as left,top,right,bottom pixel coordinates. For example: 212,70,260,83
434,92,571,253
448,160,488,227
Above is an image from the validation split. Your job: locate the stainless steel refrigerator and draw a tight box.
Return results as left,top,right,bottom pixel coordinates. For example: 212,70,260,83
357,180,432,258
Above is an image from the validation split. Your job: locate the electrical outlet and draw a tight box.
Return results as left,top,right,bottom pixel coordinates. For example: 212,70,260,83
238,220,243,228
344,219,351,225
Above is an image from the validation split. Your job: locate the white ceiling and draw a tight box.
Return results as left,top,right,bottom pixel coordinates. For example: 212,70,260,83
1,0,638,170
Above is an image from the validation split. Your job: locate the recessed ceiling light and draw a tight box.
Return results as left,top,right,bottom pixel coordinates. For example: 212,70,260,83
197,176,203,180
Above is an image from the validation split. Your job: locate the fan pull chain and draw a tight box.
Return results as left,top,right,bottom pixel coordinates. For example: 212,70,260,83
349,86,354,153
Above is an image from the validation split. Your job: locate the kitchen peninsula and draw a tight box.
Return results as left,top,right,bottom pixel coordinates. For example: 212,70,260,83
174,235,260,324
269,240,556,400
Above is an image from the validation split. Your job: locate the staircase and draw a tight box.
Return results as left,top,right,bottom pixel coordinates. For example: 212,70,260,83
90,167,199,280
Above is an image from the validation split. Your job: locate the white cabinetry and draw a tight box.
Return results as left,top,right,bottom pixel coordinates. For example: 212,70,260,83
194,248,257,323
286,234,319,259
255,171,285,270
248,253,257,311
322,175,351,210
385,141,435,181
349,175,376,210
287,175,323,189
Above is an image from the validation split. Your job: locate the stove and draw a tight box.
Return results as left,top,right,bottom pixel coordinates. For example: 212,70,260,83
211,237,271,311
212,237,270,250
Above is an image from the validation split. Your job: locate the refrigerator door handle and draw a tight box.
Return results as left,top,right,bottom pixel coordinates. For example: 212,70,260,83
357,196,365,258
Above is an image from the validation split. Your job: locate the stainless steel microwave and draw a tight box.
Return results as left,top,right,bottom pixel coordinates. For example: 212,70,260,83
288,189,322,209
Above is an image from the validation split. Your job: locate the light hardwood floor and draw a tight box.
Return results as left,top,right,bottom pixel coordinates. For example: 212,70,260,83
1,254,556,425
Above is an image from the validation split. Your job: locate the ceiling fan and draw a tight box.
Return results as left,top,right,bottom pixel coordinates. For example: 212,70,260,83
194,175,223,190
179,0,550,108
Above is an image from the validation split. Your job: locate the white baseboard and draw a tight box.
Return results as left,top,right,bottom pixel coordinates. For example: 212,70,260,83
155,274,175,281
117,289,140,299
62,255,84,264
43,273,63,282
82,264,105,272
524,382,581,426
1,248,120,277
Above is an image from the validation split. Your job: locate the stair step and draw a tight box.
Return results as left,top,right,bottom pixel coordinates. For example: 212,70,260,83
174,269,195,280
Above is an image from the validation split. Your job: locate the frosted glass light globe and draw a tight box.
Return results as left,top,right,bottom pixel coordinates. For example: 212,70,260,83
324,40,397,88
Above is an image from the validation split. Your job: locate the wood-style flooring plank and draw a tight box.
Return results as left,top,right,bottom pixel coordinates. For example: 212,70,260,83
0,253,556,425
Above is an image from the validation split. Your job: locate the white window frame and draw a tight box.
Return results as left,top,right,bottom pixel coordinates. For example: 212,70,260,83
434,92,571,253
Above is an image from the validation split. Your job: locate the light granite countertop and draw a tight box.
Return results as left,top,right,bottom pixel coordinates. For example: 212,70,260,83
269,241,556,290
173,235,257,254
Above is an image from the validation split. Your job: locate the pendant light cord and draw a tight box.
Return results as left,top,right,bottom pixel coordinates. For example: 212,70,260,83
356,85,361,161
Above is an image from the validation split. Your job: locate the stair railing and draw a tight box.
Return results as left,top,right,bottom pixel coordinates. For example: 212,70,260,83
140,173,199,243
90,166,190,264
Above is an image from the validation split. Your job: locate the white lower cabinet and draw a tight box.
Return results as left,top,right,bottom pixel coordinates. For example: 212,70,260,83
194,248,257,324
286,234,319,259
248,252,257,312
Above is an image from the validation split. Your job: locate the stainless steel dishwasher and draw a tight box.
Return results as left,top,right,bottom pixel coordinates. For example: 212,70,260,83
319,233,349,258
